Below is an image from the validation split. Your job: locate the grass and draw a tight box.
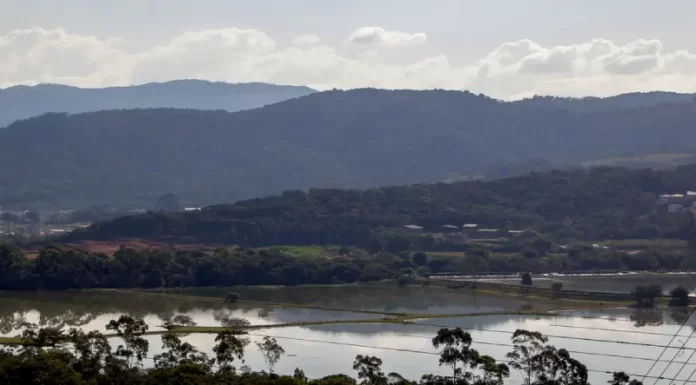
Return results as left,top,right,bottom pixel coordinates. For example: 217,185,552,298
599,239,688,249
260,245,335,258
0,337,24,345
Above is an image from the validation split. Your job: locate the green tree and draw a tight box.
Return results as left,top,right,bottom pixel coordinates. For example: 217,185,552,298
632,285,662,308
431,327,479,381
225,292,241,303
551,282,563,299
412,252,430,267
162,315,198,330
218,316,251,332
256,336,285,373
213,330,248,370
669,286,690,307
521,273,533,286
609,372,644,385
353,355,387,385
507,329,588,385
506,329,548,385
105,315,150,367
397,275,412,287
154,332,211,369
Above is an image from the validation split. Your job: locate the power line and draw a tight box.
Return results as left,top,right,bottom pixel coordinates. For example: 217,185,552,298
652,327,696,385
248,331,696,384
669,341,696,385
550,324,693,338
413,321,696,352
642,308,696,383
399,331,696,365
681,364,696,385
552,312,691,327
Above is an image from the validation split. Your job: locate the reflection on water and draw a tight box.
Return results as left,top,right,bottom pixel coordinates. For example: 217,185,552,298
482,275,696,295
179,284,555,314
1,287,696,385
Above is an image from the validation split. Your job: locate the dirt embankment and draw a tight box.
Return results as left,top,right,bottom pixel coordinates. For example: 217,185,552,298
28,238,232,256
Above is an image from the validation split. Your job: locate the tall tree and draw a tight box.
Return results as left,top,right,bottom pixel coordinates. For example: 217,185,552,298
353,355,387,385
255,336,285,374
105,316,149,367
431,328,480,381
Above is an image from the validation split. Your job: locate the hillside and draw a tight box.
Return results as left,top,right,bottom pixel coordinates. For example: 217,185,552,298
0,80,315,128
2,88,696,207
62,166,696,247
515,92,695,113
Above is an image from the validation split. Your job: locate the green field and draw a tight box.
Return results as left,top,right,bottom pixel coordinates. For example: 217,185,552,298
260,245,336,257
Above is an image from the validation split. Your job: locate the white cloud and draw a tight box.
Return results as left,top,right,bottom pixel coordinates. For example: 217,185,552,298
2,27,696,99
664,50,696,74
292,35,322,46
346,27,427,47
0,28,131,87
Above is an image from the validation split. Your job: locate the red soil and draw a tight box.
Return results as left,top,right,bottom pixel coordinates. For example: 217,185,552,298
62,238,224,256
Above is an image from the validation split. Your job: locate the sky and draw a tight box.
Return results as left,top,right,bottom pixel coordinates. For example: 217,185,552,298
2,0,696,99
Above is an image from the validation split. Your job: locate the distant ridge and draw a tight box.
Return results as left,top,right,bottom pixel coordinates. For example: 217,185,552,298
514,91,694,112
2,88,696,208
0,80,315,127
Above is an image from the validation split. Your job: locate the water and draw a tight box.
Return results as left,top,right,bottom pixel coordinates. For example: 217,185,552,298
1,287,695,385
467,274,696,295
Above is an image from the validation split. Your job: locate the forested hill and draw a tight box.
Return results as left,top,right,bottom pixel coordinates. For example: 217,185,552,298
0,80,314,127
514,92,695,112
62,166,696,246
3,88,696,207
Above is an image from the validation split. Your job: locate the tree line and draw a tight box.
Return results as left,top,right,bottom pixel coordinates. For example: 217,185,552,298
0,313,644,385
3,243,696,291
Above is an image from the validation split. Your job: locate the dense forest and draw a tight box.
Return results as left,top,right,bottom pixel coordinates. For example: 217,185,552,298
2,88,696,207
62,166,696,248
515,92,694,113
0,80,314,128
0,315,640,385
2,238,692,292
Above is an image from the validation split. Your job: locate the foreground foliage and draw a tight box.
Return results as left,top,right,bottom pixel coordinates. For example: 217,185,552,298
0,315,642,385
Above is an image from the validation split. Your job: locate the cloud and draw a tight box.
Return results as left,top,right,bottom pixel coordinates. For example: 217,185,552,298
292,35,322,46
346,27,427,47
601,39,662,74
131,28,276,84
0,28,131,87
2,26,696,99
664,50,696,74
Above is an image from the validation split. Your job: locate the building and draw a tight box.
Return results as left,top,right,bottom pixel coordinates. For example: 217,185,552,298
403,224,424,234
462,224,478,233
659,194,686,204
470,228,500,239
441,225,460,233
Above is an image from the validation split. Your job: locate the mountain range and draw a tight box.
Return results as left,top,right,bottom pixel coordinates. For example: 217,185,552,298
1,84,696,208
0,80,315,128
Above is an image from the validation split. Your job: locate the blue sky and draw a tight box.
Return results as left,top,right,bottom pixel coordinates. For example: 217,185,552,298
2,0,695,98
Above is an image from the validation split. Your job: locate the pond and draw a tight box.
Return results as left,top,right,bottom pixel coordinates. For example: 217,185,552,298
0,286,694,385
